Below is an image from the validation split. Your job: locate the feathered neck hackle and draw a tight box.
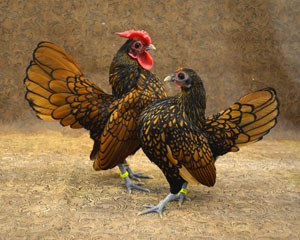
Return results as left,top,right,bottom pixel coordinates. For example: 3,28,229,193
178,71,206,128
109,40,141,97
110,39,140,70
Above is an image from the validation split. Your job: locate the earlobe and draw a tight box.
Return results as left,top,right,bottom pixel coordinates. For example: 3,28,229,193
128,52,138,59
185,79,192,88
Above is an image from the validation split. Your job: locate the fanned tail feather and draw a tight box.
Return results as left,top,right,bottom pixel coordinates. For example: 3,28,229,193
24,42,114,131
232,88,279,146
205,88,279,157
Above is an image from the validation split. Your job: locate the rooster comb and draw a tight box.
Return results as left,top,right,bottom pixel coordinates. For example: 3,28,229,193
115,30,151,45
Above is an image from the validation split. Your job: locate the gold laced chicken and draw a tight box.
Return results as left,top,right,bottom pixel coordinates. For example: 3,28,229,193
24,30,166,192
138,68,279,216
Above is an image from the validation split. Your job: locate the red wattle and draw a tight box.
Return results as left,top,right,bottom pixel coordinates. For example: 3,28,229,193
137,51,153,70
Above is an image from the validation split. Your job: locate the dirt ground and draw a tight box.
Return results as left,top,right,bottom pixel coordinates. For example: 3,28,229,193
0,131,299,239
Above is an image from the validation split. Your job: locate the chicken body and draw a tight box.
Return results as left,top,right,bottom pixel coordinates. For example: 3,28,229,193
24,30,166,192
138,68,279,216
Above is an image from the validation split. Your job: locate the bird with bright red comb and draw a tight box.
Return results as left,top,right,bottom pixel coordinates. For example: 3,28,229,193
24,30,166,196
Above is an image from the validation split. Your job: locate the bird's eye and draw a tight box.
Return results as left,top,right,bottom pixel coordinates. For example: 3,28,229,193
134,42,141,49
178,72,185,80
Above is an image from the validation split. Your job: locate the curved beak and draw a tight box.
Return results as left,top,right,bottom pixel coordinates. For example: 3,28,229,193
164,75,173,82
145,44,156,51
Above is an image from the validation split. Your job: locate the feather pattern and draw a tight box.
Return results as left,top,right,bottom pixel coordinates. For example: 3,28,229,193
205,88,279,157
24,42,115,141
24,40,166,170
138,68,279,195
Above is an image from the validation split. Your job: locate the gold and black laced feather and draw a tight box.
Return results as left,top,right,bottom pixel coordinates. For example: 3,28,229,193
24,41,166,170
205,88,279,158
138,68,279,192
94,55,166,170
94,90,140,170
139,97,216,189
24,42,115,142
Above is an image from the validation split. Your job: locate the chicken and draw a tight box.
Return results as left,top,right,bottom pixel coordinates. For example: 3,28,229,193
138,67,279,216
24,30,166,192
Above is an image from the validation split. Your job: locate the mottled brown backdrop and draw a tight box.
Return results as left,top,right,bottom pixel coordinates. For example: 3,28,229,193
1,0,299,138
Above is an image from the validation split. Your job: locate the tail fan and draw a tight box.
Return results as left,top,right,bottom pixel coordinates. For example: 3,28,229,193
24,42,114,136
205,88,279,157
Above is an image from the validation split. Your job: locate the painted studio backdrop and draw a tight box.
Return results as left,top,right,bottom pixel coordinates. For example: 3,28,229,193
1,0,299,137
0,1,299,239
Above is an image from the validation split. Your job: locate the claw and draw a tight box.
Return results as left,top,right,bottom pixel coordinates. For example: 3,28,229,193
143,204,156,208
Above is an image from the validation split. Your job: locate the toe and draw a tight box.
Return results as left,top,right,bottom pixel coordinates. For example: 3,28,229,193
131,173,153,179
127,183,150,193
138,206,163,216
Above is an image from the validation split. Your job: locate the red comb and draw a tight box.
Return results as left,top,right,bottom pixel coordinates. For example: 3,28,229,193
115,30,151,45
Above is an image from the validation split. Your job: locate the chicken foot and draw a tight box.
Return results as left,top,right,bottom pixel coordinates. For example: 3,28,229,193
123,160,153,181
118,164,150,193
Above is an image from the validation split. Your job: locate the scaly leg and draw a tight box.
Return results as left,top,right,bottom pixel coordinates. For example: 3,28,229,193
118,164,150,193
178,182,191,206
123,160,153,181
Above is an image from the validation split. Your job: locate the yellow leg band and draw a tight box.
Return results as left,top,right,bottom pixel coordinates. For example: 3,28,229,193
180,188,188,195
123,163,130,167
120,171,129,179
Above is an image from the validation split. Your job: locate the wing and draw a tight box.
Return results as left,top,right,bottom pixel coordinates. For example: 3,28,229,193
205,88,279,157
93,90,140,170
24,42,115,138
166,124,216,187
